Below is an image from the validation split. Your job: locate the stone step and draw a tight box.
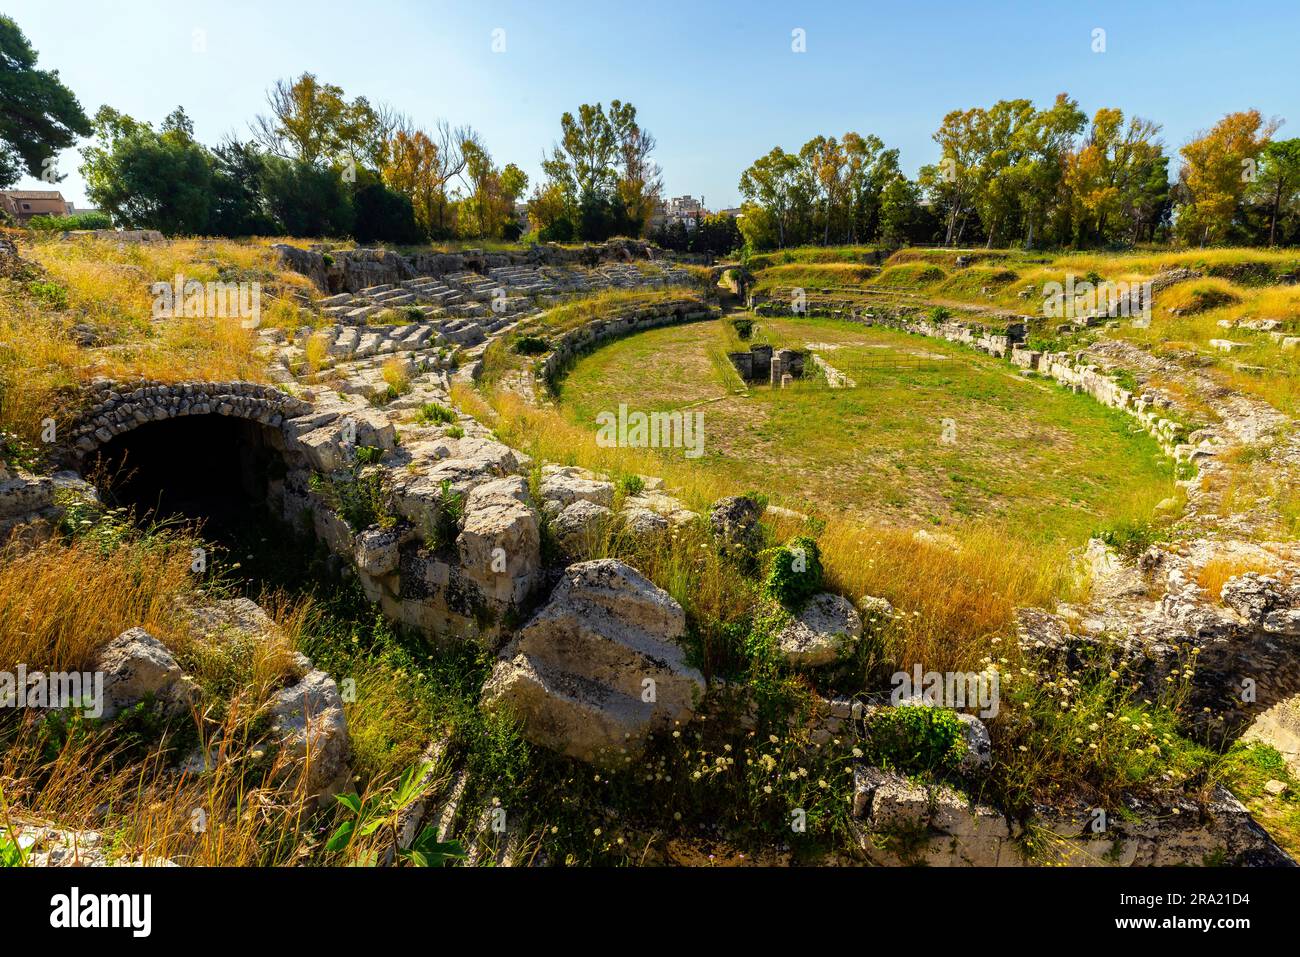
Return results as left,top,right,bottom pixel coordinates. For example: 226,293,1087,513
346,305,381,322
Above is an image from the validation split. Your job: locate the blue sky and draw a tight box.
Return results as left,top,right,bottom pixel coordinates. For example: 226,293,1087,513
9,0,1297,209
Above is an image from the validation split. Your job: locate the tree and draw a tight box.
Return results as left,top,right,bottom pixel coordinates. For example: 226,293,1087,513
81,106,213,234
691,213,742,256
526,181,572,241
739,147,800,248
352,175,422,245
842,132,900,244
540,100,658,240
1066,108,1166,246
1013,94,1086,248
260,155,353,238
1254,138,1300,246
458,133,507,238
542,102,618,203
608,100,661,236
0,15,91,188
878,175,922,244
966,99,1037,248
254,73,386,171
797,135,847,245
931,108,985,245
1176,110,1279,246
209,139,278,236
382,128,441,238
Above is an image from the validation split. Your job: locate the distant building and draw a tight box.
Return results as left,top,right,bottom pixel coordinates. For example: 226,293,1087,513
659,195,710,232
0,190,74,224
716,207,742,219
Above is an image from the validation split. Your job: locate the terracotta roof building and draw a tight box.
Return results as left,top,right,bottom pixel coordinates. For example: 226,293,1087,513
0,190,74,224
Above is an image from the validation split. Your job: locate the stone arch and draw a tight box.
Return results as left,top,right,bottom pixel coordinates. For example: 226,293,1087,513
68,380,312,463
66,380,314,532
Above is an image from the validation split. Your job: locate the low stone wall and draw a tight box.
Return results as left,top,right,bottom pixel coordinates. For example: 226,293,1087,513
533,299,717,386
852,767,1289,867
754,297,1191,457
876,311,1189,455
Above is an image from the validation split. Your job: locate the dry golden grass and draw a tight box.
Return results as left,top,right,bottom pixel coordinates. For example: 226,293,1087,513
0,528,333,865
1196,556,1281,603
0,235,320,442
381,357,411,395
1,704,318,866
816,521,1077,674
0,535,193,673
453,382,735,511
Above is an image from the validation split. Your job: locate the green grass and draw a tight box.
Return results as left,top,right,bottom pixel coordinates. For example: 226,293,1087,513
1218,742,1300,860
555,314,1176,544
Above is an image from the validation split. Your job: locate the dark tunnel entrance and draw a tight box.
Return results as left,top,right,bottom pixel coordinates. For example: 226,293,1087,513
89,414,285,541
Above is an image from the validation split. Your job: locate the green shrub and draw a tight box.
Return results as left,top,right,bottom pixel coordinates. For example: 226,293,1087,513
1097,518,1168,558
421,479,465,551
618,474,645,497
309,464,393,532
862,706,967,775
761,535,824,608
415,402,456,426
355,445,383,466
27,212,112,231
513,335,550,356
731,317,755,340
26,280,68,310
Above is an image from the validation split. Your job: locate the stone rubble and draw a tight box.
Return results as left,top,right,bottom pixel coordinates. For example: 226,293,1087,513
481,559,706,765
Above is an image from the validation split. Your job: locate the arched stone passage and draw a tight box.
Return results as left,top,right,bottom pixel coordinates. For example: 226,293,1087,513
68,380,312,464
89,414,286,533
65,380,312,537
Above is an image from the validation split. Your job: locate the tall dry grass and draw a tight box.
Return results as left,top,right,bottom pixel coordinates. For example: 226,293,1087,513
0,236,318,442
0,535,194,673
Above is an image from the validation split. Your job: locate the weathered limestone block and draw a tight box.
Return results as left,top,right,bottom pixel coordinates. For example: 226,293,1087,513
552,499,613,551
354,526,401,577
457,477,540,608
709,495,763,551
482,559,705,765
621,506,669,537
0,474,54,519
775,593,863,668
266,653,352,805
92,627,197,721
288,425,351,473
539,466,614,512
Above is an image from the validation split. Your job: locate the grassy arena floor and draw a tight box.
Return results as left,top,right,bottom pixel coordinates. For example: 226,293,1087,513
556,314,1177,544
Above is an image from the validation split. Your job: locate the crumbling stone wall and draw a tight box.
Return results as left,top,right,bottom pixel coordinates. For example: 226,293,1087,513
275,238,668,295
